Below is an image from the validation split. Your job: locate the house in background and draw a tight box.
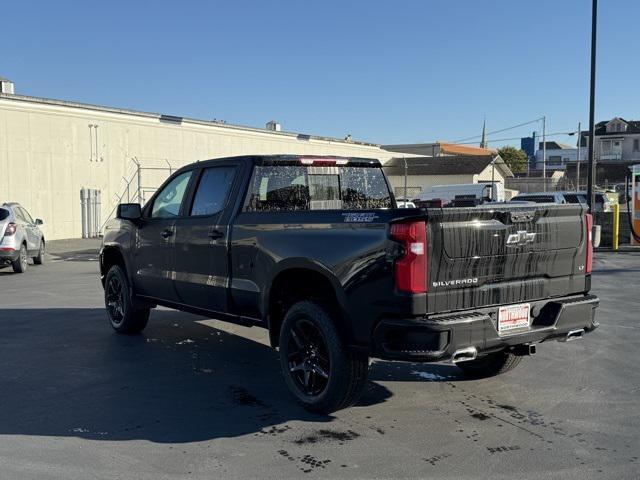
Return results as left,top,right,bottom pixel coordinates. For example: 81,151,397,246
581,117,640,163
382,154,513,199
560,117,640,189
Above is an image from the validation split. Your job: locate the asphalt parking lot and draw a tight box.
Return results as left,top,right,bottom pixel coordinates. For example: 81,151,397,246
0,241,638,480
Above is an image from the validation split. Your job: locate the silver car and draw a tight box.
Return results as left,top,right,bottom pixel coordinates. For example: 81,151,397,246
0,202,45,273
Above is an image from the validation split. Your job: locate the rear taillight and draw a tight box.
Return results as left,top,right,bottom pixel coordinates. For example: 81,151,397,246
390,221,427,293
4,222,17,236
585,213,593,274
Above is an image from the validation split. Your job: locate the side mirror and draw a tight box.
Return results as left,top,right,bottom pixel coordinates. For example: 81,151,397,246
117,203,142,221
35,218,44,225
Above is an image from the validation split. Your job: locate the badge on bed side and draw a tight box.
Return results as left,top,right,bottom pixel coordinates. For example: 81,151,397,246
343,212,377,223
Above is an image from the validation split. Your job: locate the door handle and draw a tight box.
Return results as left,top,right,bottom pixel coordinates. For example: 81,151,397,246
160,228,173,239
208,229,224,239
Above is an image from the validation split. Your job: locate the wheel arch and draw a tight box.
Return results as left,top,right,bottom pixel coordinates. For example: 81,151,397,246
100,245,132,285
264,259,351,348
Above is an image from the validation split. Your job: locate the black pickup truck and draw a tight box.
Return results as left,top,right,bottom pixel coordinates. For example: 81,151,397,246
100,155,598,412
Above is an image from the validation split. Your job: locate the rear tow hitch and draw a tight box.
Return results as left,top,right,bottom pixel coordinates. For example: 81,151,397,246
511,344,537,356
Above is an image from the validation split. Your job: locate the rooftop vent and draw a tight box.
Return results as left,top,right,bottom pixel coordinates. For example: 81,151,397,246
266,120,281,132
0,77,15,94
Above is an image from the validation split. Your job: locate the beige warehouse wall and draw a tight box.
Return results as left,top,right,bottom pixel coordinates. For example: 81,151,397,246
0,97,394,240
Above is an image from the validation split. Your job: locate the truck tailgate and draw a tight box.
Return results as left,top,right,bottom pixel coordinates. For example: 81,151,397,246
425,204,589,313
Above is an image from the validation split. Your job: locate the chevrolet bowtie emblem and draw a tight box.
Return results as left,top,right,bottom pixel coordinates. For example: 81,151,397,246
506,230,536,246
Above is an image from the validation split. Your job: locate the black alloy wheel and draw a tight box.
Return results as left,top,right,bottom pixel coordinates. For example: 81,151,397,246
285,318,331,397
279,301,370,413
106,274,125,326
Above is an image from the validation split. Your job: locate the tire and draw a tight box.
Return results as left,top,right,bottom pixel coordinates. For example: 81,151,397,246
104,264,150,334
12,244,28,273
279,301,369,413
33,240,45,265
456,350,522,378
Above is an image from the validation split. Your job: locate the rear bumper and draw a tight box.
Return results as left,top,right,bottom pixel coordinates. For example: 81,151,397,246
0,248,19,264
371,294,599,362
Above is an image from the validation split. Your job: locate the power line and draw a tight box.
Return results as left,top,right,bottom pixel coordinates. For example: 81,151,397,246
454,131,579,145
453,117,544,143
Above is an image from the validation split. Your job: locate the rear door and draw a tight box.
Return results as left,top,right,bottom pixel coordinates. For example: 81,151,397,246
16,207,40,251
173,163,239,312
133,169,194,301
12,207,34,250
425,204,588,313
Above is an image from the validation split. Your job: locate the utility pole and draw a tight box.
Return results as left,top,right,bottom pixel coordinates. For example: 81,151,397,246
587,0,598,211
576,122,581,191
542,116,547,191
403,156,408,202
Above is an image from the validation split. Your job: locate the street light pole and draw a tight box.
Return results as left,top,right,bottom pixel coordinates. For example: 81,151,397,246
542,116,547,191
587,0,598,211
576,121,581,191
403,156,408,202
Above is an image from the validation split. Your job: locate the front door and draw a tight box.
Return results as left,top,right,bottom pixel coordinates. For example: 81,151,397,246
173,165,238,312
133,170,194,302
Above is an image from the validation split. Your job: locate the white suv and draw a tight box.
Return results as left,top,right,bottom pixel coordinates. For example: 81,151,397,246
0,203,45,273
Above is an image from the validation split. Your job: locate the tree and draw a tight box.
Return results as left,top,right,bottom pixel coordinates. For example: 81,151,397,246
497,146,528,173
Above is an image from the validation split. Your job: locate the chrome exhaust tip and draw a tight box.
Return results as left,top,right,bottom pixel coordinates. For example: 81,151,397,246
452,346,478,363
561,328,585,342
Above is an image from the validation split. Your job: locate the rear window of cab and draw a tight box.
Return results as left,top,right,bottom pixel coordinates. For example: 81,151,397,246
243,165,392,211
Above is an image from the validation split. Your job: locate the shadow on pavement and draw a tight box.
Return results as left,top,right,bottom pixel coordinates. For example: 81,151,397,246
0,308,402,443
47,249,100,262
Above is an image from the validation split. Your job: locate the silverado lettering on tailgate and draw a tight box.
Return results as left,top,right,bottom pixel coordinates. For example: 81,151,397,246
432,278,479,288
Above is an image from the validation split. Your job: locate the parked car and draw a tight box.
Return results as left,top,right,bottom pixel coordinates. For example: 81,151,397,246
0,202,45,273
510,191,567,204
511,191,613,212
397,201,417,208
417,181,505,204
100,155,598,413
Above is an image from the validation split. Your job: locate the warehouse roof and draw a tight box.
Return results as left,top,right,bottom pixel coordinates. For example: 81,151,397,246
0,92,379,147
383,155,512,177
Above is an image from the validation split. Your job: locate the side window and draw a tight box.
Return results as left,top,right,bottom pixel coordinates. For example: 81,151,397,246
150,171,193,218
19,207,34,223
13,207,26,222
190,166,236,216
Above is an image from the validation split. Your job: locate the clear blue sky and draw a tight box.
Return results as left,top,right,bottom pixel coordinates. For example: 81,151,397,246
2,0,638,147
